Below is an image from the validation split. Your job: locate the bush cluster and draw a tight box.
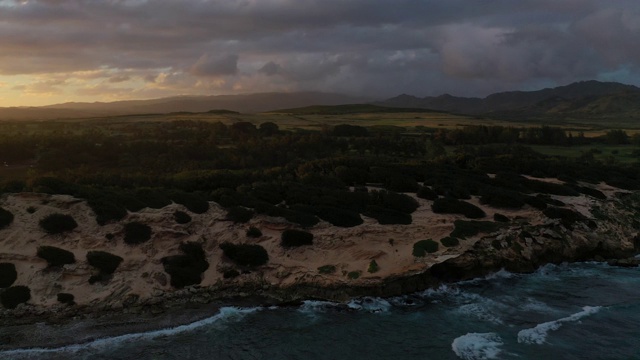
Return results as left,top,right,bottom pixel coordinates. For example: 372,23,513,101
317,265,336,274
226,206,254,223
0,207,14,229
0,263,17,288
440,237,460,247
363,205,412,225
220,242,269,267
57,293,75,305
162,242,209,288
493,213,510,223
413,239,439,257
39,213,78,234
87,251,123,275
416,186,438,200
123,222,152,245
1,285,30,309
281,229,314,248
368,260,379,273
543,207,587,227
431,198,486,218
173,210,192,224
37,246,76,267
450,220,500,239
246,226,262,238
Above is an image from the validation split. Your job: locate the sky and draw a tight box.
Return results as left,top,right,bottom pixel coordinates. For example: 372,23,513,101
0,0,639,107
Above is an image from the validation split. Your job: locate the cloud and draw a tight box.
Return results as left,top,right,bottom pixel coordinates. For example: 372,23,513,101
1,0,640,105
189,54,239,77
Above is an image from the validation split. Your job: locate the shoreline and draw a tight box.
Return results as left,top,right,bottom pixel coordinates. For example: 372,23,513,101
0,254,637,351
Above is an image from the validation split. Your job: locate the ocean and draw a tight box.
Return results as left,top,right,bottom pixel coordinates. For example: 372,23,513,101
2,261,639,360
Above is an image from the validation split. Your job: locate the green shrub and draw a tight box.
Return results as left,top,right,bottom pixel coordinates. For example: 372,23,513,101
26,206,37,214
57,293,75,305
0,208,14,229
450,220,500,239
1,286,30,309
313,206,363,227
347,271,361,279
161,242,209,288
440,237,460,247
363,205,412,225
416,186,438,200
524,195,548,210
281,229,314,248
493,213,510,223
226,206,254,223
369,190,419,214
39,213,78,234
173,210,192,224
86,251,123,274
220,242,269,267
413,239,439,257
0,263,17,288
318,265,336,274
479,187,525,209
37,246,76,267
543,207,586,227
171,191,210,214
431,198,486,218
124,222,152,245
246,226,262,238
368,260,379,273
223,269,240,279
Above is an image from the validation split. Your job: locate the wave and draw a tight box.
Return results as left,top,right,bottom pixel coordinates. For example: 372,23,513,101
346,297,391,313
517,305,602,345
451,332,503,360
0,306,260,359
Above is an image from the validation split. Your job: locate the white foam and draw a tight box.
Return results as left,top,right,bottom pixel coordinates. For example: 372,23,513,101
456,303,503,325
451,332,503,360
0,306,260,358
517,305,602,345
346,297,391,313
298,300,338,314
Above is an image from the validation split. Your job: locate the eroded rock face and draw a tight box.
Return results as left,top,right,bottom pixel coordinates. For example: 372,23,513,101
0,184,637,321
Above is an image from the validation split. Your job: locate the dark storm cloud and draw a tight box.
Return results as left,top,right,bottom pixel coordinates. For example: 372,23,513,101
1,0,639,98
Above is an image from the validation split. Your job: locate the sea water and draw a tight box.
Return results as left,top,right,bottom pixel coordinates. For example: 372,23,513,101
2,262,640,360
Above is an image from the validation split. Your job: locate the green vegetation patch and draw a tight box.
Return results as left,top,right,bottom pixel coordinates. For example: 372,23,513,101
161,242,210,288
281,229,314,248
543,207,587,227
318,265,337,274
0,208,14,229
413,239,439,257
123,222,152,245
39,213,78,235
347,271,361,279
246,226,263,238
440,237,460,247
86,251,123,275
0,263,17,288
173,210,192,224
1,286,30,309
450,220,501,239
363,206,412,225
37,246,76,267
432,198,486,218
368,260,380,273
220,242,269,267
226,206,254,223
57,293,75,305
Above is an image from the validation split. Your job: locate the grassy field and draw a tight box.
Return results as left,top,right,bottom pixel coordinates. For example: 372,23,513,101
531,144,640,163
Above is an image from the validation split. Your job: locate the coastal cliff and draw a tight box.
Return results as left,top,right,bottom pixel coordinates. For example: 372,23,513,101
0,178,638,326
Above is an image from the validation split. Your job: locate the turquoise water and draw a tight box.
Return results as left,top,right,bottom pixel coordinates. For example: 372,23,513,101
3,262,640,360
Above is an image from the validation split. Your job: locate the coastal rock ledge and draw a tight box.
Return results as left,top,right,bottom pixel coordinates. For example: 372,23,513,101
0,184,638,329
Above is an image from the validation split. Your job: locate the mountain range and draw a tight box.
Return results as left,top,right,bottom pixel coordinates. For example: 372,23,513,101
376,80,640,119
1,80,639,121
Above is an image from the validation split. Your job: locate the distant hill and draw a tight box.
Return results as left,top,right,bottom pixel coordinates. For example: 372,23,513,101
267,103,446,115
378,80,640,119
0,92,371,120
